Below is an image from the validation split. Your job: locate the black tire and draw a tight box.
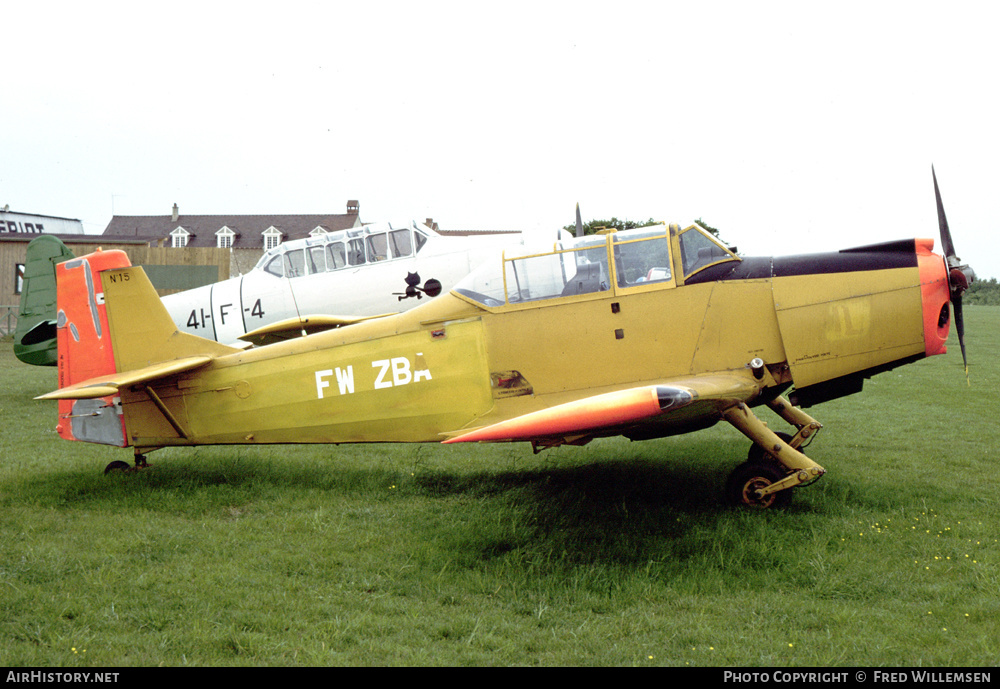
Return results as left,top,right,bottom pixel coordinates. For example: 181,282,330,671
726,461,793,509
104,460,131,475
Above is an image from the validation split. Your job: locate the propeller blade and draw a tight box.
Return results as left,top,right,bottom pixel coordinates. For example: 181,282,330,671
932,166,956,259
575,203,583,238
953,294,968,373
932,167,974,380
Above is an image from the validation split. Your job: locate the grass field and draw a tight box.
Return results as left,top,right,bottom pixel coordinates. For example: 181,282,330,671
1,307,997,667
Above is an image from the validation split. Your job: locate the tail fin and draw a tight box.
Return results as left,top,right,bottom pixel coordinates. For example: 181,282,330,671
13,235,76,366
51,250,239,446
99,262,238,371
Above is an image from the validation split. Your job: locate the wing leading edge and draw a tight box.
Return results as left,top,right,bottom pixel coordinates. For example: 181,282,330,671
239,313,395,346
443,374,761,445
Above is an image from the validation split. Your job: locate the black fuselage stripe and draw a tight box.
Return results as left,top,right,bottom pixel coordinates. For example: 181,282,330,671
685,245,919,284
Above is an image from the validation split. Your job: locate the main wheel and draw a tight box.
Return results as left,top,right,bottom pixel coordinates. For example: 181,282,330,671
104,460,131,475
726,461,792,509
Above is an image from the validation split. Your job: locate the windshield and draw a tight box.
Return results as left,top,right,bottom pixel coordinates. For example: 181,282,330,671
678,225,738,277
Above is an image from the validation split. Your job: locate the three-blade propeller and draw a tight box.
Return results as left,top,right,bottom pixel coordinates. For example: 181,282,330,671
932,166,976,373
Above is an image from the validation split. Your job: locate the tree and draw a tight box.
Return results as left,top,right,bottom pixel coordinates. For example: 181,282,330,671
562,216,728,247
562,217,660,237
693,218,721,238
964,276,1000,306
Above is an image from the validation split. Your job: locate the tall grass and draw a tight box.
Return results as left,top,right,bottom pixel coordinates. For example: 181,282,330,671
0,307,996,666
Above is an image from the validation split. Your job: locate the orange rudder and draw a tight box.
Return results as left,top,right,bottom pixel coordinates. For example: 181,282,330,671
54,249,132,446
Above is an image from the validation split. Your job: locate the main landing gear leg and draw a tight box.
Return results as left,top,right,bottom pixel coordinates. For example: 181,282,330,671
722,401,826,508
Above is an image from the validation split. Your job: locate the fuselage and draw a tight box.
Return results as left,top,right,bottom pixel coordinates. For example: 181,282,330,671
108,223,950,451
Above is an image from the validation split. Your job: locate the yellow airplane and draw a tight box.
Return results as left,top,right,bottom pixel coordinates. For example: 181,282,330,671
37,169,974,508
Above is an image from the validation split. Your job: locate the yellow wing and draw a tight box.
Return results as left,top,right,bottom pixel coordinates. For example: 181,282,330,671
443,373,761,445
239,313,394,346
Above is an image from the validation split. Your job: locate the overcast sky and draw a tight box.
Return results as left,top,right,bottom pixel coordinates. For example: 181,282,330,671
4,1,998,278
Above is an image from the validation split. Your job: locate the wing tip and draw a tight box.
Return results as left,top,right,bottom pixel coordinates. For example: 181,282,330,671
36,385,120,401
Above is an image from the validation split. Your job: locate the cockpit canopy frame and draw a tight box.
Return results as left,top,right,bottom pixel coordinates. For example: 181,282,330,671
454,222,738,308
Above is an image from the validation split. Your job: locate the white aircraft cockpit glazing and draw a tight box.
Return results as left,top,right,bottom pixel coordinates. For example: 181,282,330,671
160,220,524,345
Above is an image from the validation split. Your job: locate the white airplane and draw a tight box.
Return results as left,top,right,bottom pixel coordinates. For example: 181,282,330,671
161,220,532,345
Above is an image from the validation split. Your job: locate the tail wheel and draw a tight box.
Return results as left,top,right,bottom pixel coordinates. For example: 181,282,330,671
104,454,149,475
726,461,793,509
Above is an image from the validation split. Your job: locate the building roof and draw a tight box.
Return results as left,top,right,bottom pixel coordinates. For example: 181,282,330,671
102,204,362,249
436,228,521,237
0,233,150,246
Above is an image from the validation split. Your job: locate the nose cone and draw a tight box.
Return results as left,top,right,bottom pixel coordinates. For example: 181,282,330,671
916,238,950,358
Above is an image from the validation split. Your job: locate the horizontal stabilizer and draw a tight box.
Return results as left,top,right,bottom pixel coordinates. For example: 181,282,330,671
36,356,213,400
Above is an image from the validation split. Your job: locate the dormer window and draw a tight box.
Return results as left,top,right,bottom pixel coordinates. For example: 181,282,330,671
170,227,191,248
216,226,236,249
263,226,282,251
309,226,328,237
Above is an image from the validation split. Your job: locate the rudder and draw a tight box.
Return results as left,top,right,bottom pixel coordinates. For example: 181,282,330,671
55,250,132,446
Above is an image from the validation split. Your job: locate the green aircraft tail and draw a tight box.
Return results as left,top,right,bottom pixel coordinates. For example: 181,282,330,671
14,235,76,366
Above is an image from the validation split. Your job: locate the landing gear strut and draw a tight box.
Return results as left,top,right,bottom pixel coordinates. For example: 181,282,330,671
723,397,825,508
